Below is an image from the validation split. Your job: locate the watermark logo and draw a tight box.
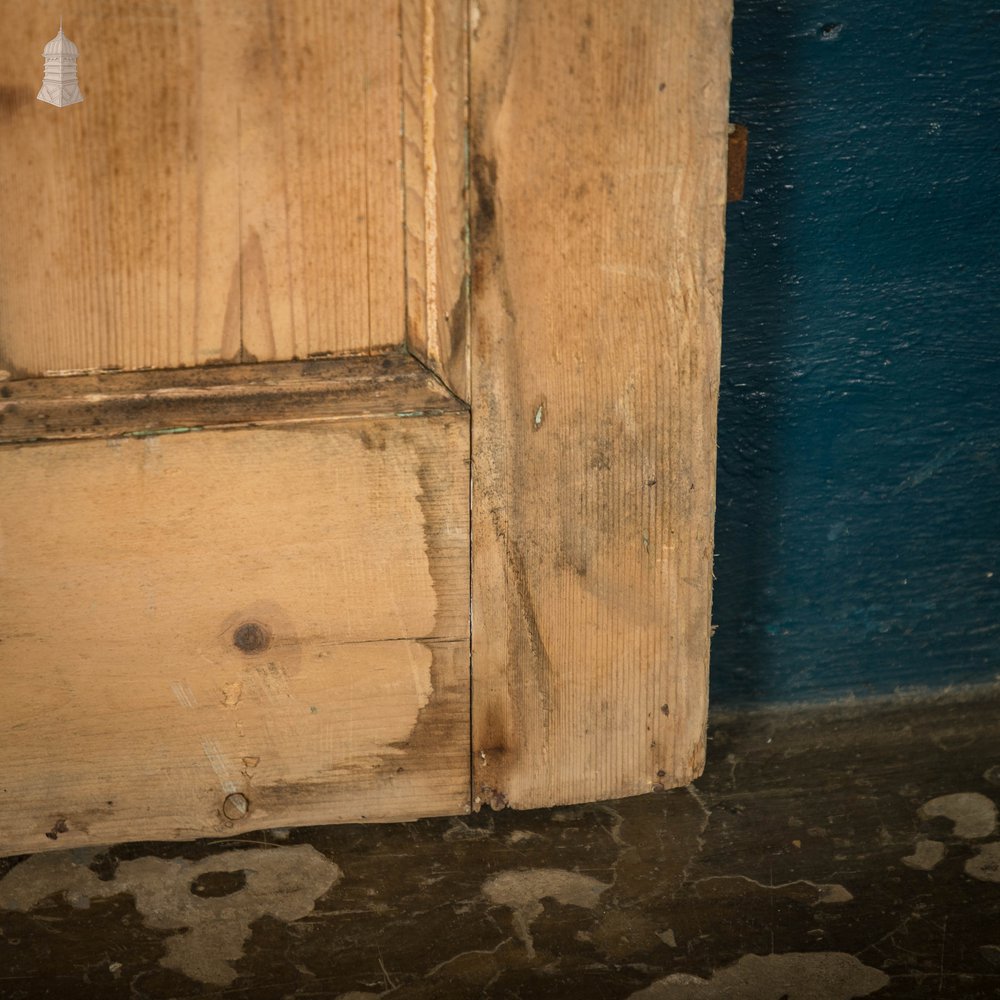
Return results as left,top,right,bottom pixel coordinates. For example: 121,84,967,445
37,19,83,108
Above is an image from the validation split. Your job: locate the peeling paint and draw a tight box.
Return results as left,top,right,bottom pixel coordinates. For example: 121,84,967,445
918,792,998,839
627,952,890,999
966,841,1000,883
482,868,609,957
0,845,341,986
3,694,997,994
902,838,947,871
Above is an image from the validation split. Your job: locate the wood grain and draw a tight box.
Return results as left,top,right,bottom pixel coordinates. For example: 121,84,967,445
0,0,404,378
0,376,470,855
402,0,470,400
470,0,732,809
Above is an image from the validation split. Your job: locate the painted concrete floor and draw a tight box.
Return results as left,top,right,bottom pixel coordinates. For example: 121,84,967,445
2,690,1000,999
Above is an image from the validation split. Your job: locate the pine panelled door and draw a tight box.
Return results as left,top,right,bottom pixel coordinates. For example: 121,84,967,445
0,0,732,856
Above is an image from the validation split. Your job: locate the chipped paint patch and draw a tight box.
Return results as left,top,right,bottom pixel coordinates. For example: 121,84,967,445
966,841,1000,883
902,838,947,871
0,845,341,986
627,952,890,999
482,868,609,957
918,792,998,839
818,883,854,904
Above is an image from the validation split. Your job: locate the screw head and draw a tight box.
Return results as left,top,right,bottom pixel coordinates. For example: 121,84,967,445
222,792,250,820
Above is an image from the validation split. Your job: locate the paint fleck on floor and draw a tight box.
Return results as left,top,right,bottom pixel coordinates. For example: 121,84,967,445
2,690,1000,998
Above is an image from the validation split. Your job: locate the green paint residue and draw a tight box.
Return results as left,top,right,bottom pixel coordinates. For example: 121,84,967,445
122,426,202,439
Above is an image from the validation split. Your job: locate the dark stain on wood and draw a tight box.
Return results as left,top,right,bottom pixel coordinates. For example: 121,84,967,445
407,454,472,800
470,153,498,251
44,819,68,842
445,278,470,384
0,85,35,119
0,353,466,446
237,227,278,363
384,639,469,762
357,427,387,451
474,698,516,812
504,536,553,704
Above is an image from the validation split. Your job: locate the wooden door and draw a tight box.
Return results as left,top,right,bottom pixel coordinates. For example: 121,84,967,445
0,0,732,855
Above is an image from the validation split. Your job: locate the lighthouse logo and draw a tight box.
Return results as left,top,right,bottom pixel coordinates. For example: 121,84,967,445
37,20,84,108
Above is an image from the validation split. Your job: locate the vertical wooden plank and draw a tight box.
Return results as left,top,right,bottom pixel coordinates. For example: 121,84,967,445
197,0,248,366
234,0,405,362
361,0,408,353
470,0,732,808
402,0,470,400
0,0,405,377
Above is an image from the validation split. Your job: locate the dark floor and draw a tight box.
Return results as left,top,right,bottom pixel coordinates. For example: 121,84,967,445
2,690,1000,999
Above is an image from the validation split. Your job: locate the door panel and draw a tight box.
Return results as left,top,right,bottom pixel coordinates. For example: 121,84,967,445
0,0,403,377
0,357,470,854
0,0,733,854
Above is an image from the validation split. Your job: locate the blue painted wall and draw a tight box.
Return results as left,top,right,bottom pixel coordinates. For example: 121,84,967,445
711,0,1000,703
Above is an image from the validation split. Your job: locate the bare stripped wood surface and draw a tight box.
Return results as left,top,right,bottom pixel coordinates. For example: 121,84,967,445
0,353,465,445
402,0,470,400
0,0,403,378
470,0,732,809
0,404,470,856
